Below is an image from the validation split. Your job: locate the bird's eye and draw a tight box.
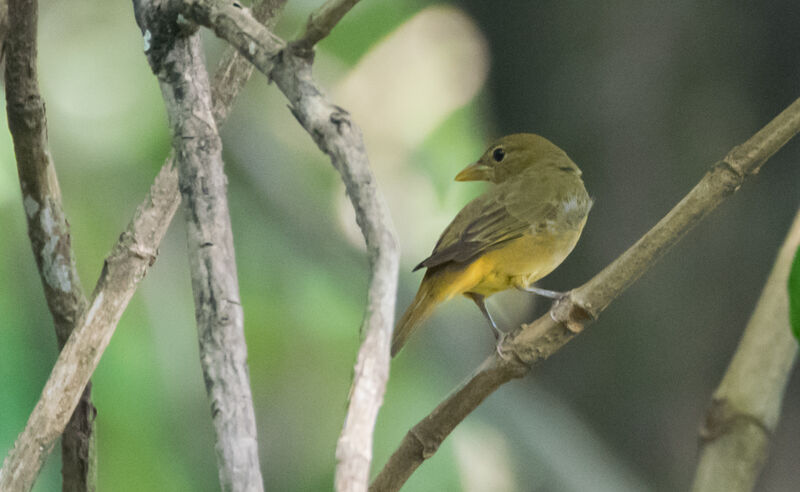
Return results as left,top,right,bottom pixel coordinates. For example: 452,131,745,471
492,148,505,162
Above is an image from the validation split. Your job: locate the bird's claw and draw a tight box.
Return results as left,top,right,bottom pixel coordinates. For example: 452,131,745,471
494,331,511,361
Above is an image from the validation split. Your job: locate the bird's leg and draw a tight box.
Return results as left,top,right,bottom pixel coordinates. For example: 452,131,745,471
518,285,566,299
465,292,503,341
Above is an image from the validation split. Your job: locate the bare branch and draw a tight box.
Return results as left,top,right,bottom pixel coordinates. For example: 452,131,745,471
293,0,362,51
692,210,800,492
134,3,265,489
370,98,800,491
0,2,282,489
4,0,96,488
173,2,400,490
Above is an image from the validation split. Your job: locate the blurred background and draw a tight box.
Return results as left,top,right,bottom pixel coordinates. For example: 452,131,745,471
1,0,798,490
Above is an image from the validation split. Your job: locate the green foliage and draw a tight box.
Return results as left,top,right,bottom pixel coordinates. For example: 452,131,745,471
789,245,800,341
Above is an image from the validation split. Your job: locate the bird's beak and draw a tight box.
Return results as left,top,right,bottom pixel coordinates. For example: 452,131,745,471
454,161,493,182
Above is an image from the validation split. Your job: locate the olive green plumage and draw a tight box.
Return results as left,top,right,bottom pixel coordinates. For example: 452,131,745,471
393,134,592,356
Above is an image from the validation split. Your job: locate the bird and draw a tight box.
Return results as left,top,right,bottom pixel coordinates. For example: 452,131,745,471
391,133,592,357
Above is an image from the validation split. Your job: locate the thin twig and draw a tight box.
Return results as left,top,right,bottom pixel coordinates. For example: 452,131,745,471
0,2,282,489
293,0,362,51
369,98,800,491
4,0,96,489
692,210,800,492
174,2,400,490
134,3,263,489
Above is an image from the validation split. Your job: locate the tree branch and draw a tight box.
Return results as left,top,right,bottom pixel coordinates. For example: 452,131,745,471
172,2,400,490
0,2,282,489
293,0,362,51
369,98,800,491
692,210,800,492
134,2,263,489
4,0,96,489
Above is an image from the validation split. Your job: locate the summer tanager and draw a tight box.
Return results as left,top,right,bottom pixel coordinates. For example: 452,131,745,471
392,133,592,356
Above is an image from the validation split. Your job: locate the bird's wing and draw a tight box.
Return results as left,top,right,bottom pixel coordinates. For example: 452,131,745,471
414,179,555,271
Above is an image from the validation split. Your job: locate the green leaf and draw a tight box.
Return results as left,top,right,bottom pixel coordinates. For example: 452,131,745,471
789,244,800,341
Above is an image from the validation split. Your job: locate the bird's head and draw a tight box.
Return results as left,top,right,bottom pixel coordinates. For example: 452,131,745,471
455,133,581,184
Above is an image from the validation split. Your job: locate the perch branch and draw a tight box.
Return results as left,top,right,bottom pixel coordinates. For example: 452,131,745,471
0,2,282,489
172,2,400,490
134,2,263,488
369,98,800,491
691,210,800,492
4,0,96,489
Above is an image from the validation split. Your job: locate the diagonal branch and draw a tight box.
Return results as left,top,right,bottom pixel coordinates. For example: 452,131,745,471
0,2,282,490
133,2,263,489
369,97,800,491
4,0,96,489
172,2,400,490
692,210,800,492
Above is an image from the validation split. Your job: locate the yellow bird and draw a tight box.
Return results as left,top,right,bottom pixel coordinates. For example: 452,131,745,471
392,133,592,356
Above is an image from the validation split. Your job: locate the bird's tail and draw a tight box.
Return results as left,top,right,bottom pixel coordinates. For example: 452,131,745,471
391,275,444,357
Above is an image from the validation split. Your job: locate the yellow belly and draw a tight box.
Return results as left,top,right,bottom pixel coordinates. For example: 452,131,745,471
441,227,584,299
